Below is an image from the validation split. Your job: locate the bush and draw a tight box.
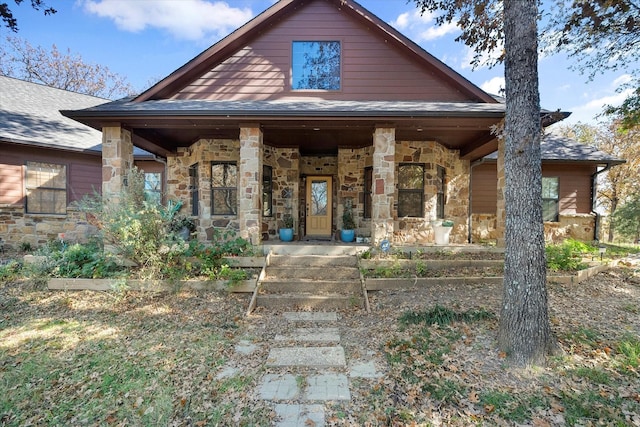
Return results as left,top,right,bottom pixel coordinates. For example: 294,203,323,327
546,240,589,272
50,242,122,279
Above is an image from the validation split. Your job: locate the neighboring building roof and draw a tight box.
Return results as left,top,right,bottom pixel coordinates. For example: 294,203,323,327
0,76,151,157
484,134,625,165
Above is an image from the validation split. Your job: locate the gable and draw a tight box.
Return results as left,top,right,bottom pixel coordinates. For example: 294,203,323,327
151,0,490,103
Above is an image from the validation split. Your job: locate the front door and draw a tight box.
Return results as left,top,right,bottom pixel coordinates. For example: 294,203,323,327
306,176,332,237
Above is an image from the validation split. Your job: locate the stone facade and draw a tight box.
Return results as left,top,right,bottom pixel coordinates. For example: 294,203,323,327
239,126,263,244
0,206,97,249
372,127,395,244
102,127,133,203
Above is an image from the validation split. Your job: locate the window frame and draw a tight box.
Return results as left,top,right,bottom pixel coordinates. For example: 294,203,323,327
542,176,560,222
211,161,238,216
189,163,199,216
436,165,446,219
397,163,425,218
263,165,273,217
363,166,373,219
291,40,342,91
143,172,162,205
25,161,67,215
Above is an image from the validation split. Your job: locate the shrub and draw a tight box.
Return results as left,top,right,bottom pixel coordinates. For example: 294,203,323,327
546,240,589,272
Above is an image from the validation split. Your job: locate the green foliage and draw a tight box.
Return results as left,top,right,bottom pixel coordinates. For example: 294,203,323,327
342,204,355,230
50,242,121,279
0,261,22,284
616,334,640,373
612,194,640,242
399,305,495,327
545,240,589,272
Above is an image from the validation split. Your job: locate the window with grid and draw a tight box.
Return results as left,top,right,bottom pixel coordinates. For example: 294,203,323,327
397,164,424,218
144,172,162,204
436,165,446,219
292,41,341,90
363,167,372,219
542,177,559,222
189,164,199,216
263,165,273,217
25,161,67,214
211,162,237,215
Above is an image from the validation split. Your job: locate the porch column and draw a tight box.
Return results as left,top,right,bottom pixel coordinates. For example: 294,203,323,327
371,126,395,245
239,125,263,245
102,126,133,205
496,137,506,246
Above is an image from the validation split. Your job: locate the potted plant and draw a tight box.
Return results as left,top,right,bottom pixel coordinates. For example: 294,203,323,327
169,215,196,240
433,219,453,245
279,214,294,242
340,205,356,242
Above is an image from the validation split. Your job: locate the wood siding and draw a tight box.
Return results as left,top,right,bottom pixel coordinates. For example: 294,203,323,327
0,156,23,205
173,1,473,102
471,162,596,215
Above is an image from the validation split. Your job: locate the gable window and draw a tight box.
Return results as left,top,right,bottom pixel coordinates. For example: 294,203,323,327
292,41,341,90
211,162,237,215
263,165,273,217
189,164,199,216
144,172,162,204
436,165,446,219
398,164,424,218
363,167,372,219
25,161,66,214
542,177,559,222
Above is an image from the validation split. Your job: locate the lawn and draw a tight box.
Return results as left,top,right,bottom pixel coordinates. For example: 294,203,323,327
1,257,639,426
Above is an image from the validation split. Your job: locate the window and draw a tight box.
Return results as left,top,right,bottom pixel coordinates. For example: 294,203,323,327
292,41,341,90
144,172,162,204
397,164,424,218
436,165,446,219
189,164,198,216
211,162,237,215
25,161,66,214
542,177,559,222
363,167,372,219
263,165,273,217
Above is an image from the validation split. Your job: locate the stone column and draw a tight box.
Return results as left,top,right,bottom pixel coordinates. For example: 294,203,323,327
239,125,263,244
102,126,133,205
496,137,506,246
371,126,395,245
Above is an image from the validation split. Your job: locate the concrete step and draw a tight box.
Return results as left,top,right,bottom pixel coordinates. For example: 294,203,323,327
264,244,367,256
256,294,364,310
265,266,360,281
269,254,358,267
260,279,361,294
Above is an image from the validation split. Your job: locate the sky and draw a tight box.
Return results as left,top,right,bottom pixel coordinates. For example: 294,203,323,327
3,0,635,129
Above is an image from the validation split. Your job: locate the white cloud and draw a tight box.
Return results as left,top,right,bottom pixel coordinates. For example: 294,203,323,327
82,0,253,41
460,43,503,70
612,74,633,87
480,76,505,96
390,10,458,42
566,87,634,123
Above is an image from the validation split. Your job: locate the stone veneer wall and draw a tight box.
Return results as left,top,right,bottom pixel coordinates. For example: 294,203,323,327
267,147,300,240
394,140,470,244
372,127,396,244
0,206,97,249
102,127,133,203
471,213,596,243
337,148,371,236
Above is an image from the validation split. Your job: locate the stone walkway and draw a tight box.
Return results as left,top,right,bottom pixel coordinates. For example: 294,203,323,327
253,311,382,427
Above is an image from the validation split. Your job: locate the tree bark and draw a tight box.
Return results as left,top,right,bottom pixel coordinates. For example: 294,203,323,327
497,0,557,366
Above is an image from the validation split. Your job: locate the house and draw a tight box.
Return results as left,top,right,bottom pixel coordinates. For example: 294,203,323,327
472,134,624,243
62,0,621,247
0,76,164,249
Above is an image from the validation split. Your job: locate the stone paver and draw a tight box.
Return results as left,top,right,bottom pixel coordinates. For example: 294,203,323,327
258,374,300,400
349,360,383,378
275,327,340,343
267,346,346,367
215,365,239,380
304,373,351,401
235,339,258,355
274,404,325,427
283,312,338,322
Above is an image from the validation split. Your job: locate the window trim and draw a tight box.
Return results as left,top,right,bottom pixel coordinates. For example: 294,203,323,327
542,176,560,222
397,163,425,218
263,165,273,217
211,161,238,216
189,163,199,216
291,40,342,92
25,161,67,215
436,165,446,219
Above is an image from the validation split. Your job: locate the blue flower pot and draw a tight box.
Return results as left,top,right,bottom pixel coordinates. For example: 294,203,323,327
340,229,355,243
279,228,294,242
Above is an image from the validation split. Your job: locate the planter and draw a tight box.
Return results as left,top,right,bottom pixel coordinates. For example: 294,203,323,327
340,229,355,242
279,228,294,242
433,225,452,245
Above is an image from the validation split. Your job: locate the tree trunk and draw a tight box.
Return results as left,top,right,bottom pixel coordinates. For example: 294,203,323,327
497,0,557,366
608,196,618,242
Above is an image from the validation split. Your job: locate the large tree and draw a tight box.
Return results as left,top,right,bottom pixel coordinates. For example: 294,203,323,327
1,0,55,32
545,1,640,128
414,0,556,366
0,35,134,99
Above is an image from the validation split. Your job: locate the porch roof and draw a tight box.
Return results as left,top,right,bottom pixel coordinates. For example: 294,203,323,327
63,98,511,160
